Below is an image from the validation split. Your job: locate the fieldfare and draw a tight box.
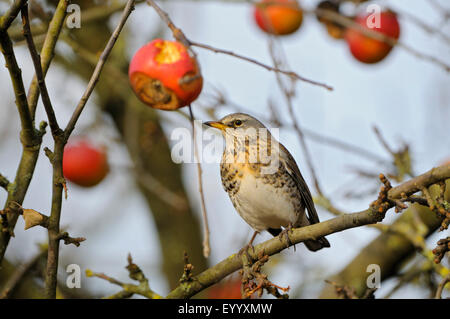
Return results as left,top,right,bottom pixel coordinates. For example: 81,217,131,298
205,113,330,251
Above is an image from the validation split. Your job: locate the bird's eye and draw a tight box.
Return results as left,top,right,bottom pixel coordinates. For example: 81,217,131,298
234,120,243,127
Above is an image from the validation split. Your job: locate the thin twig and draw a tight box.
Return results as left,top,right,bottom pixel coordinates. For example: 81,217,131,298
388,6,450,45
435,274,450,299
312,7,450,72
145,0,333,91
21,4,60,136
0,248,47,299
0,174,10,191
268,38,323,195
0,29,35,144
0,0,66,265
86,254,163,299
44,0,136,299
27,0,69,121
188,105,211,258
191,41,333,90
208,89,391,166
0,0,27,31
166,164,450,298
64,0,136,139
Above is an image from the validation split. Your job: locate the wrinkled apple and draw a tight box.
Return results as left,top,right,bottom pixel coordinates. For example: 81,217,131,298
129,39,203,110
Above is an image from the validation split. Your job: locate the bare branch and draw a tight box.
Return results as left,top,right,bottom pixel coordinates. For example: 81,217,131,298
0,0,27,31
145,0,333,91
27,0,69,120
188,105,211,258
64,0,136,139
86,254,163,299
21,4,60,136
0,174,10,191
313,7,450,72
166,164,450,298
44,0,136,299
435,274,450,299
0,30,35,145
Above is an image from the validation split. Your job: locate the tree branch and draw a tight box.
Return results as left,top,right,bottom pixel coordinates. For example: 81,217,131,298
145,0,333,91
0,29,35,145
44,0,136,299
64,0,136,139
313,7,450,72
0,174,9,191
0,0,66,265
166,164,450,298
21,4,60,136
27,0,69,121
0,0,28,31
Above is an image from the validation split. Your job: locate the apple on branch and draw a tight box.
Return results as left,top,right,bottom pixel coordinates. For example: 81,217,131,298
129,39,203,110
345,10,400,64
63,139,109,187
253,0,303,36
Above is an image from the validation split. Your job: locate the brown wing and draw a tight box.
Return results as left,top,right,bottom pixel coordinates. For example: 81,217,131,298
278,143,320,225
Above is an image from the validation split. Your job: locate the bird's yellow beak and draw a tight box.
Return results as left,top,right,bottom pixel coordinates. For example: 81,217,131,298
204,121,228,131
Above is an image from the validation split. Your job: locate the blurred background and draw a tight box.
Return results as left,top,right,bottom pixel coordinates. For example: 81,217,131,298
0,0,449,298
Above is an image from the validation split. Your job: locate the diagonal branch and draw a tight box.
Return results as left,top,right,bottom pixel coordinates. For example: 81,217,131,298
0,29,35,145
44,0,136,299
0,174,10,191
145,0,333,91
166,163,450,298
64,0,136,139
27,0,69,121
0,0,28,31
21,4,60,136
0,0,67,266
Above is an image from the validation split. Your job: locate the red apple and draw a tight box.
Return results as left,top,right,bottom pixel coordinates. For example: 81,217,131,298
63,140,109,187
129,39,203,110
345,11,400,64
254,0,303,36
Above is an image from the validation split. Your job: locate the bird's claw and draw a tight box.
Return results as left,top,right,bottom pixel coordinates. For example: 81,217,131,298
278,223,294,248
238,243,255,261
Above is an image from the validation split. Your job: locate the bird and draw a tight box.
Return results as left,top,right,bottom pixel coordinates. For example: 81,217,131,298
204,113,330,252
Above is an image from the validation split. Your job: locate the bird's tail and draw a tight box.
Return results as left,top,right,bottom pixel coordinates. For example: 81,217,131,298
304,237,330,252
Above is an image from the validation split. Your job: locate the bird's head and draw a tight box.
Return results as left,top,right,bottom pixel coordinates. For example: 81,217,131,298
204,113,268,138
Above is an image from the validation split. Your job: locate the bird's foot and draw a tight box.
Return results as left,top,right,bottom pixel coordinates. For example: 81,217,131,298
278,223,294,249
238,242,255,261
238,231,258,261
